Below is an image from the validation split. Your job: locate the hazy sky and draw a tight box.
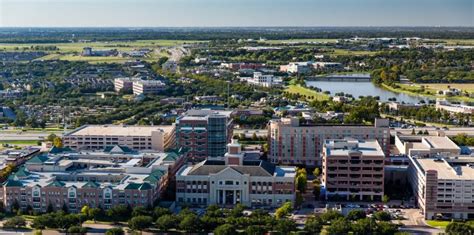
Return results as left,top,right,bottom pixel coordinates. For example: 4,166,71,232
0,0,472,27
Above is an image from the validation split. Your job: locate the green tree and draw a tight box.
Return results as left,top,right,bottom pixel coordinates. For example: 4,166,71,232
326,218,350,235
313,168,321,177
156,214,178,231
106,205,131,221
88,208,102,222
53,137,63,148
275,219,297,234
213,224,237,235
153,207,171,219
3,216,26,229
275,202,292,219
304,216,323,234
374,211,391,221
67,226,87,234
245,225,266,235
320,210,344,223
128,216,153,232
351,218,373,235
382,195,390,203
295,168,308,192
347,209,367,221
376,221,398,235
445,222,474,235
179,213,201,232
132,206,149,217
105,227,124,235
47,133,57,142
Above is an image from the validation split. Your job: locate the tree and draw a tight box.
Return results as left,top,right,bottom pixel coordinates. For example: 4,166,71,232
156,214,178,231
132,206,149,217
128,216,153,232
275,219,297,234
106,205,131,221
376,221,398,235
326,218,350,235
213,224,237,235
347,209,366,221
67,226,87,234
3,216,26,229
53,137,63,148
313,168,321,177
304,216,323,234
382,195,390,203
445,222,474,235
179,213,201,232
374,211,391,221
31,214,57,229
295,168,307,193
105,227,125,235
320,210,344,223
245,225,266,235
47,133,57,142
295,192,304,207
229,204,245,218
275,202,292,219
351,218,373,235
88,208,102,222
153,207,171,219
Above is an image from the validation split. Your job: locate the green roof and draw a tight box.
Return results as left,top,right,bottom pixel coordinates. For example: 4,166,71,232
125,182,152,190
47,180,65,187
103,145,136,154
4,180,23,187
14,167,31,178
82,181,100,188
49,146,73,154
163,152,179,161
27,155,49,164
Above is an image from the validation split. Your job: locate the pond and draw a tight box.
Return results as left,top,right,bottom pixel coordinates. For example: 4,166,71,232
305,80,426,104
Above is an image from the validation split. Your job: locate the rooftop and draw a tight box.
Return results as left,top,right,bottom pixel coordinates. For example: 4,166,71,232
324,139,385,157
65,124,175,136
415,158,474,180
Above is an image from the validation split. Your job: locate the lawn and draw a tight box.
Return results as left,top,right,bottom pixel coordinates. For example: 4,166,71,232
264,38,338,44
0,140,40,145
426,220,450,228
382,83,474,103
330,49,379,56
285,84,330,101
422,83,474,93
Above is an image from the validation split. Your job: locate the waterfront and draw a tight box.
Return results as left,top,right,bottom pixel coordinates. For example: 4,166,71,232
305,80,426,104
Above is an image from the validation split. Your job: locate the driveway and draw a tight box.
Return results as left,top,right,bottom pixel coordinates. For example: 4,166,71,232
398,209,443,235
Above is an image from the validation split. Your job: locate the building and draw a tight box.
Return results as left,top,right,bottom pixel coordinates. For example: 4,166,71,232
408,156,474,219
0,147,41,170
114,77,138,92
313,62,343,69
321,139,385,201
175,140,296,207
63,125,176,151
280,62,312,74
0,146,187,213
175,109,233,160
160,97,185,105
395,135,461,157
194,96,222,102
243,72,282,88
82,47,118,57
269,118,390,166
132,80,166,96
436,99,474,114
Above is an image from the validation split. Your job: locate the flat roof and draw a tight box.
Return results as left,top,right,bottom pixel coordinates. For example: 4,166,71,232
416,158,474,180
66,125,175,136
325,139,384,157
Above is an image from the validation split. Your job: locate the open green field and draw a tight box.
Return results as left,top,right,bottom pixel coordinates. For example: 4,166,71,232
0,140,40,145
264,38,338,44
382,83,474,103
0,39,202,53
331,49,379,56
285,84,330,101
427,39,474,46
421,83,474,93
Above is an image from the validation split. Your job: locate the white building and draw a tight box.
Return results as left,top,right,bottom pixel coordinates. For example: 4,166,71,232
436,99,474,114
175,140,296,207
280,62,312,74
132,80,166,96
408,156,474,219
243,72,282,88
395,135,461,157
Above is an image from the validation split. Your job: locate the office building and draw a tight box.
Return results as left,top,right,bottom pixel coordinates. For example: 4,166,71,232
408,156,474,219
175,109,233,160
0,146,187,213
175,140,296,207
268,118,390,166
395,135,461,157
63,125,176,151
321,139,385,201
132,80,166,96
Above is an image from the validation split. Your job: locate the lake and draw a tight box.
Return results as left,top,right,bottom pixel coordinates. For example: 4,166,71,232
305,80,425,104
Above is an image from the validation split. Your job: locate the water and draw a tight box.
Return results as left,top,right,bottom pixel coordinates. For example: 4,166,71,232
305,80,425,104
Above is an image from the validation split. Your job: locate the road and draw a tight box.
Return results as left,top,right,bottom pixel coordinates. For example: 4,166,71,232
0,132,63,141
393,127,474,137
398,209,443,235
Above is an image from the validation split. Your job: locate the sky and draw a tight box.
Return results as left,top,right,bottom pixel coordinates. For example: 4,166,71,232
0,0,472,27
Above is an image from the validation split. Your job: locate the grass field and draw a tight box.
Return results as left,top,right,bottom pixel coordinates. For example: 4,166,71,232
421,83,474,93
264,38,338,44
285,84,330,101
426,220,450,228
430,39,474,46
331,49,379,56
0,39,202,53
0,140,40,145
382,83,474,103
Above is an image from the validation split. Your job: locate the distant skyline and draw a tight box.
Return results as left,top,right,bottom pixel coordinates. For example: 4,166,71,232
0,0,472,27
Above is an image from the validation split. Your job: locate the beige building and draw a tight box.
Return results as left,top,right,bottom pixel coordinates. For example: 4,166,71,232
269,118,390,166
395,135,461,157
322,139,385,201
408,156,474,219
63,125,176,151
175,140,296,208
132,80,166,96
114,77,139,92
